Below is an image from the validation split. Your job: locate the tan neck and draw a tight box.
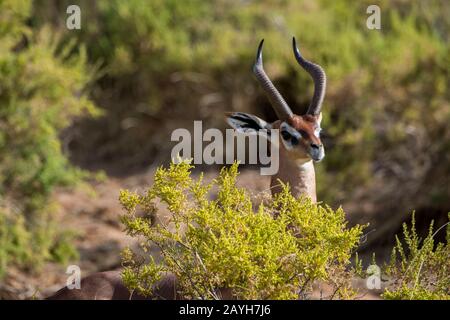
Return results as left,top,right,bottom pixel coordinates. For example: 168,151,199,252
270,146,317,203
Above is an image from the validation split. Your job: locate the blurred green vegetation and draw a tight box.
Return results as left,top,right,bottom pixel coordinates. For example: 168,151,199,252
33,0,449,214
0,0,449,277
0,0,96,277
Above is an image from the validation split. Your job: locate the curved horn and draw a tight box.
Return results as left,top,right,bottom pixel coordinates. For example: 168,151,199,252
253,39,293,120
292,37,326,115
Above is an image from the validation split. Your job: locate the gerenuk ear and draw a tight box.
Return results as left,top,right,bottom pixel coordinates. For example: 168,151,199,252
226,112,271,134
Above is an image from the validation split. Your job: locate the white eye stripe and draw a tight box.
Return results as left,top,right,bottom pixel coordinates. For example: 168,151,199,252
279,122,304,151
314,128,322,137
280,122,301,139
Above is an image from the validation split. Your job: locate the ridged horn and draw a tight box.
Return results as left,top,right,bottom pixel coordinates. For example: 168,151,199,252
292,37,326,115
253,39,293,120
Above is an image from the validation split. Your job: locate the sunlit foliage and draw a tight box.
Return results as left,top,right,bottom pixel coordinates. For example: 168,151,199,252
120,161,364,299
383,213,449,300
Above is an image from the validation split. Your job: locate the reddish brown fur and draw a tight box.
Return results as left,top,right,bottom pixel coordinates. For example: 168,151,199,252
287,115,322,147
268,114,322,202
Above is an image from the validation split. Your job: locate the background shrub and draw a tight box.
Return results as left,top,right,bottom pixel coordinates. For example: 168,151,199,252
0,0,97,277
31,0,449,228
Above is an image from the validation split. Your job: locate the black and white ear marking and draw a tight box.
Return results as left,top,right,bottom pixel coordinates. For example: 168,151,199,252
226,112,271,134
280,122,301,150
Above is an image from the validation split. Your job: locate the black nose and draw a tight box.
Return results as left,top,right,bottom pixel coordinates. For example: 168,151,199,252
310,143,321,149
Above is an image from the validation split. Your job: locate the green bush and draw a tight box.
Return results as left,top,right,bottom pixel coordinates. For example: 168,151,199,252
382,213,449,300
119,161,450,300
120,161,364,299
0,0,97,277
